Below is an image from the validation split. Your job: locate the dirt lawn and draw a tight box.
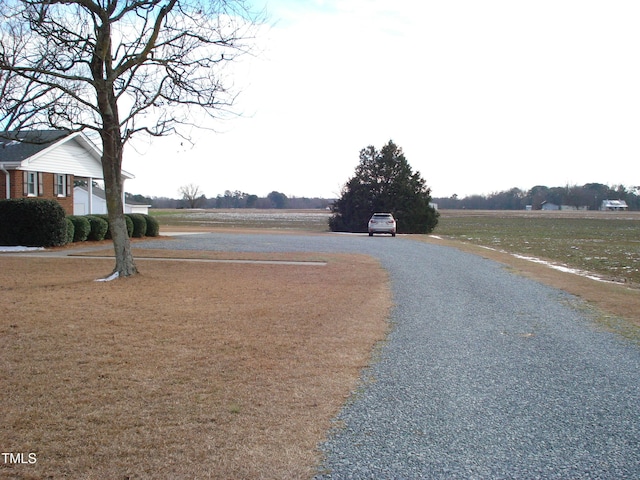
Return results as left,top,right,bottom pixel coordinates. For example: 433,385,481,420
0,251,390,479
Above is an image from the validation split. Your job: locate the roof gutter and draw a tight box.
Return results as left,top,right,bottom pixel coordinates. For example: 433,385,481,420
0,163,10,199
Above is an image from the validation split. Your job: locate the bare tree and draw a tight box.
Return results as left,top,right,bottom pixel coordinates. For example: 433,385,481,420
179,183,204,208
0,0,260,278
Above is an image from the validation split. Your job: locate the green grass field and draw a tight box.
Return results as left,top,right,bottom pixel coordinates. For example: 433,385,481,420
436,210,640,286
152,208,640,287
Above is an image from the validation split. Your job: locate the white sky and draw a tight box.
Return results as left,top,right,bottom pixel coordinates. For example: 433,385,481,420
123,0,640,199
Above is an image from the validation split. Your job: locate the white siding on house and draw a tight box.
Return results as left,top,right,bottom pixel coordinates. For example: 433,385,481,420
541,202,560,210
74,186,149,215
20,138,104,178
73,186,107,215
73,203,87,215
125,204,150,214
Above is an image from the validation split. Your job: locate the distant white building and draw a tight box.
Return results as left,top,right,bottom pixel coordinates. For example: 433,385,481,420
600,199,628,211
540,202,589,211
540,201,560,211
559,205,588,211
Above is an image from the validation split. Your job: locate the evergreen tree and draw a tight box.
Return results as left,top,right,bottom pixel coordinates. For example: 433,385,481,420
330,140,439,233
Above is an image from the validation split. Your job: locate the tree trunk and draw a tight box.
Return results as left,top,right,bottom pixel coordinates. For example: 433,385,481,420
100,119,138,278
92,18,138,278
102,150,138,278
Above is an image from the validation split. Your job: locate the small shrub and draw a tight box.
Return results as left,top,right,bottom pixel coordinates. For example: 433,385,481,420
123,215,134,237
127,213,147,238
94,214,111,239
0,198,67,247
85,215,109,241
68,215,91,242
65,217,75,244
96,214,134,238
143,214,160,237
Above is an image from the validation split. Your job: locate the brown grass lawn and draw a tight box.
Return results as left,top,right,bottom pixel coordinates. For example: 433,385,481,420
0,251,391,479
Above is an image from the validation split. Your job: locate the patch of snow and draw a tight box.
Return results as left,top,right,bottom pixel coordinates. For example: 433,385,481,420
478,245,500,252
511,254,608,283
95,271,120,282
429,235,443,240
0,246,45,252
468,242,617,284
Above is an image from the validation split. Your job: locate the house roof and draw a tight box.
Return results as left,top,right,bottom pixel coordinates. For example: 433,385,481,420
0,130,133,180
601,199,628,207
74,184,108,201
0,130,72,163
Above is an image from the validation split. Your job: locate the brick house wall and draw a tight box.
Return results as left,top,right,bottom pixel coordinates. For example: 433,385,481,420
0,170,21,200
1,170,74,214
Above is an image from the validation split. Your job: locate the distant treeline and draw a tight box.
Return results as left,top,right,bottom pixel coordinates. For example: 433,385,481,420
126,190,334,210
433,183,640,210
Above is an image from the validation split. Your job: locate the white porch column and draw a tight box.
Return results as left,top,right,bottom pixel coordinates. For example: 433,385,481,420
88,178,93,214
122,180,127,213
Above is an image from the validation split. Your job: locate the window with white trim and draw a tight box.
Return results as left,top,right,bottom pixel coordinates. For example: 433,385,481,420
26,171,37,196
23,171,43,197
56,174,66,196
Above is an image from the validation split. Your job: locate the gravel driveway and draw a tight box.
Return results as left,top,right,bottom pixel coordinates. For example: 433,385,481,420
140,232,640,479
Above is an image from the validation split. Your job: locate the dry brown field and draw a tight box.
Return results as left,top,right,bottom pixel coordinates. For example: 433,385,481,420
0,249,390,479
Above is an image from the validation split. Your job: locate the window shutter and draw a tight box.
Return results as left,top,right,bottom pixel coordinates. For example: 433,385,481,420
38,172,43,196
23,171,28,196
67,175,72,197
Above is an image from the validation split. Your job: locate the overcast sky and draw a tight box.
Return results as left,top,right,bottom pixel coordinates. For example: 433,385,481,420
123,0,640,199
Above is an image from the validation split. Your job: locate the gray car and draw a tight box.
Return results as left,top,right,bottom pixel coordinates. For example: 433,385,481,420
368,213,396,237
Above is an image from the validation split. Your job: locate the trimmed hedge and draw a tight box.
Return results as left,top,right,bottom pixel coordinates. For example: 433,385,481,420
65,217,75,244
125,215,134,238
92,214,110,239
96,214,133,239
0,198,67,247
85,215,109,241
127,213,147,238
0,204,158,246
68,215,91,242
63,212,158,243
94,214,112,239
143,214,160,237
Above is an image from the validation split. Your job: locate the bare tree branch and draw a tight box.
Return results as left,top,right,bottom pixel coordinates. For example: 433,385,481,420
0,0,263,277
